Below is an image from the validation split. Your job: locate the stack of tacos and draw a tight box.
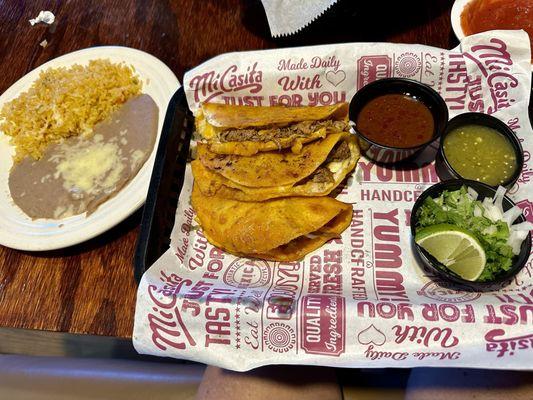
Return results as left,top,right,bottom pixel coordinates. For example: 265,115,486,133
191,103,360,261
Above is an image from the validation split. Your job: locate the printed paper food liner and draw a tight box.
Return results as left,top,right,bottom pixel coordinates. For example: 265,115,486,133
260,0,339,37
134,30,533,371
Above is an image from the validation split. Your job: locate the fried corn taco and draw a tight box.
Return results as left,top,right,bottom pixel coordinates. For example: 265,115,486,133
195,102,349,156
191,184,352,261
192,132,359,201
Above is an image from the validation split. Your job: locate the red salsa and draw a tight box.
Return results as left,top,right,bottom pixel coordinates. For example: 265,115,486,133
356,94,434,148
461,0,533,62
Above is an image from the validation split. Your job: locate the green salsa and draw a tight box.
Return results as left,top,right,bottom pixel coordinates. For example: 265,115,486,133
443,124,517,186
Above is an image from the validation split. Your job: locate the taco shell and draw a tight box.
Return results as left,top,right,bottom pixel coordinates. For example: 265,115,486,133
191,184,352,261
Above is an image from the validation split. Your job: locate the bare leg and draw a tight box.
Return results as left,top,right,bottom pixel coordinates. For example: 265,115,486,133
196,365,342,400
406,368,533,400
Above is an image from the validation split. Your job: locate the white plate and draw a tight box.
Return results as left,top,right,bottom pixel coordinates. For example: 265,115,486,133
0,46,179,251
451,0,533,71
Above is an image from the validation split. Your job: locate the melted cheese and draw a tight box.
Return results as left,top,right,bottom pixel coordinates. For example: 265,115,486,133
328,160,344,174
327,140,358,178
56,141,124,195
130,149,146,170
197,116,220,139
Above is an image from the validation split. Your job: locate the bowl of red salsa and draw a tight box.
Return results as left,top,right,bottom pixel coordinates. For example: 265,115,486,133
349,78,448,164
452,0,533,65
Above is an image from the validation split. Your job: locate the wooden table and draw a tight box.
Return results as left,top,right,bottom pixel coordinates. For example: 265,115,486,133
0,0,456,358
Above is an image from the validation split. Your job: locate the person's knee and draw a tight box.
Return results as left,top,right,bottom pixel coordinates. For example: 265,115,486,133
196,365,342,400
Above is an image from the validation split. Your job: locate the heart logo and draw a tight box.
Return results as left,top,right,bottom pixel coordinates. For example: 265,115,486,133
325,70,346,87
357,324,386,346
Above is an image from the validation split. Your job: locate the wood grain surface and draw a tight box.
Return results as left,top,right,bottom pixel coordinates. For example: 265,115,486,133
0,0,455,343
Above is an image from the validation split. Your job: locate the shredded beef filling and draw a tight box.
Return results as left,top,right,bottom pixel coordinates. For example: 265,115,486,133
297,140,351,185
309,167,334,183
206,154,234,170
326,140,351,163
218,120,349,142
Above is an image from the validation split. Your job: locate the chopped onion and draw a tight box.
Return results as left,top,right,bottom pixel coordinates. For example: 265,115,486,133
511,221,533,232
482,198,503,222
502,206,524,226
473,204,483,217
492,186,506,211
493,205,504,221
514,230,530,241
482,197,493,210
467,187,479,200
507,230,524,255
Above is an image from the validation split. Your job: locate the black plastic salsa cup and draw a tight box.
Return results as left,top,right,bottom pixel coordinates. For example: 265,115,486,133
435,112,524,189
410,179,532,290
349,78,448,164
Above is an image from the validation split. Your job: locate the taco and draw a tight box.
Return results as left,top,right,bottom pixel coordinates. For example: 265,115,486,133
192,132,359,201
191,183,352,261
195,102,349,156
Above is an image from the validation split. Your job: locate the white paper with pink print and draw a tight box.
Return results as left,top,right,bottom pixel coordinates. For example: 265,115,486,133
133,30,533,371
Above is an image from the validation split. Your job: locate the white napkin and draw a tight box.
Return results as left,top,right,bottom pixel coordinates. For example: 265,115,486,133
261,0,339,37
29,10,55,26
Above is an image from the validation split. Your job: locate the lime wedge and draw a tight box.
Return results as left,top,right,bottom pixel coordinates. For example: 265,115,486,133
415,224,486,281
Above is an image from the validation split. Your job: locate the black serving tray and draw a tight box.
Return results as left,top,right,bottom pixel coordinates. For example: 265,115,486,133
133,87,193,282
